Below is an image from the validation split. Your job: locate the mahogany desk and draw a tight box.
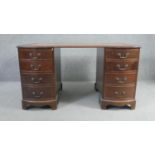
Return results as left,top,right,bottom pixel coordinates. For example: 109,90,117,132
18,43,140,110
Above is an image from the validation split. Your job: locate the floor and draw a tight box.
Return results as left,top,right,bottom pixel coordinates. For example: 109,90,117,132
0,81,154,121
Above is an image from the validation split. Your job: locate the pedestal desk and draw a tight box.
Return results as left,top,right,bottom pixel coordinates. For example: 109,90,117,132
18,43,140,110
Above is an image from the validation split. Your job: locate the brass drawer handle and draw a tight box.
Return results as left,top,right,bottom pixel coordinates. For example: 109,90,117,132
32,91,44,98
114,91,119,95
29,52,41,60
114,91,126,96
29,53,33,57
117,52,129,59
115,77,127,83
116,64,129,71
31,77,43,84
30,64,41,71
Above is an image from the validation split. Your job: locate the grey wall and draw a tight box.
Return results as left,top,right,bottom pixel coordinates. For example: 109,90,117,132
0,34,154,81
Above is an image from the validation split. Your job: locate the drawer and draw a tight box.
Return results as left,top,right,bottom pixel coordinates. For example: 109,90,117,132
105,48,139,59
105,73,137,85
20,60,54,72
18,48,53,60
23,86,56,100
104,85,135,100
105,61,138,72
21,73,56,85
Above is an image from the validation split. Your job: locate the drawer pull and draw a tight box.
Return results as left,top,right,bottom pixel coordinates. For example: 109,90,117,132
115,77,127,83
114,91,126,96
117,52,129,59
30,64,41,71
114,91,119,95
116,64,129,71
31,77,43,84
32,91,44,98
29,52,41,59
29,53,33,57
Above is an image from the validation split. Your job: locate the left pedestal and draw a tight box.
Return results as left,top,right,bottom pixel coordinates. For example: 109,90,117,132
18,46,62,110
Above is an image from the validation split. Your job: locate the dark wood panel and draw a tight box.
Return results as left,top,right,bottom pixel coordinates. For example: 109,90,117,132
21,73,56,85
22,86,56,100
19,48,53,60
20,60,54,72
105,48,139,59
104,85,135,100
105,73,137,85
105,61,138,72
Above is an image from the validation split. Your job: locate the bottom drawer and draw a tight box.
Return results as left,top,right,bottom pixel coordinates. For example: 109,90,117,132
104,85,135,100
22,86,56,100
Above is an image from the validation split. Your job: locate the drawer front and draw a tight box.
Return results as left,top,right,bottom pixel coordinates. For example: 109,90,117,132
105,61,138,72
105,73,137,85
105,48,139,59
104,86,135,100
19,48,53,60
23,86,56,100
20,60,54,72
21,73,55,85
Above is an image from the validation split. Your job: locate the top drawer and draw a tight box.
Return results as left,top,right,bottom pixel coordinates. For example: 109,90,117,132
18,48,53,60
105,48,139,59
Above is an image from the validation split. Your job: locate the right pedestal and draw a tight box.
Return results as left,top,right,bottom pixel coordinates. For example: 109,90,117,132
96,47,140,110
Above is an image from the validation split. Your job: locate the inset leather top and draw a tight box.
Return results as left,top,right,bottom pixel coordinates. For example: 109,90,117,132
17,43,141,49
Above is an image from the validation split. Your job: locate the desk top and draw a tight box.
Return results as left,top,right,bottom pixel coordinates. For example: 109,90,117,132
18,43,140,48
